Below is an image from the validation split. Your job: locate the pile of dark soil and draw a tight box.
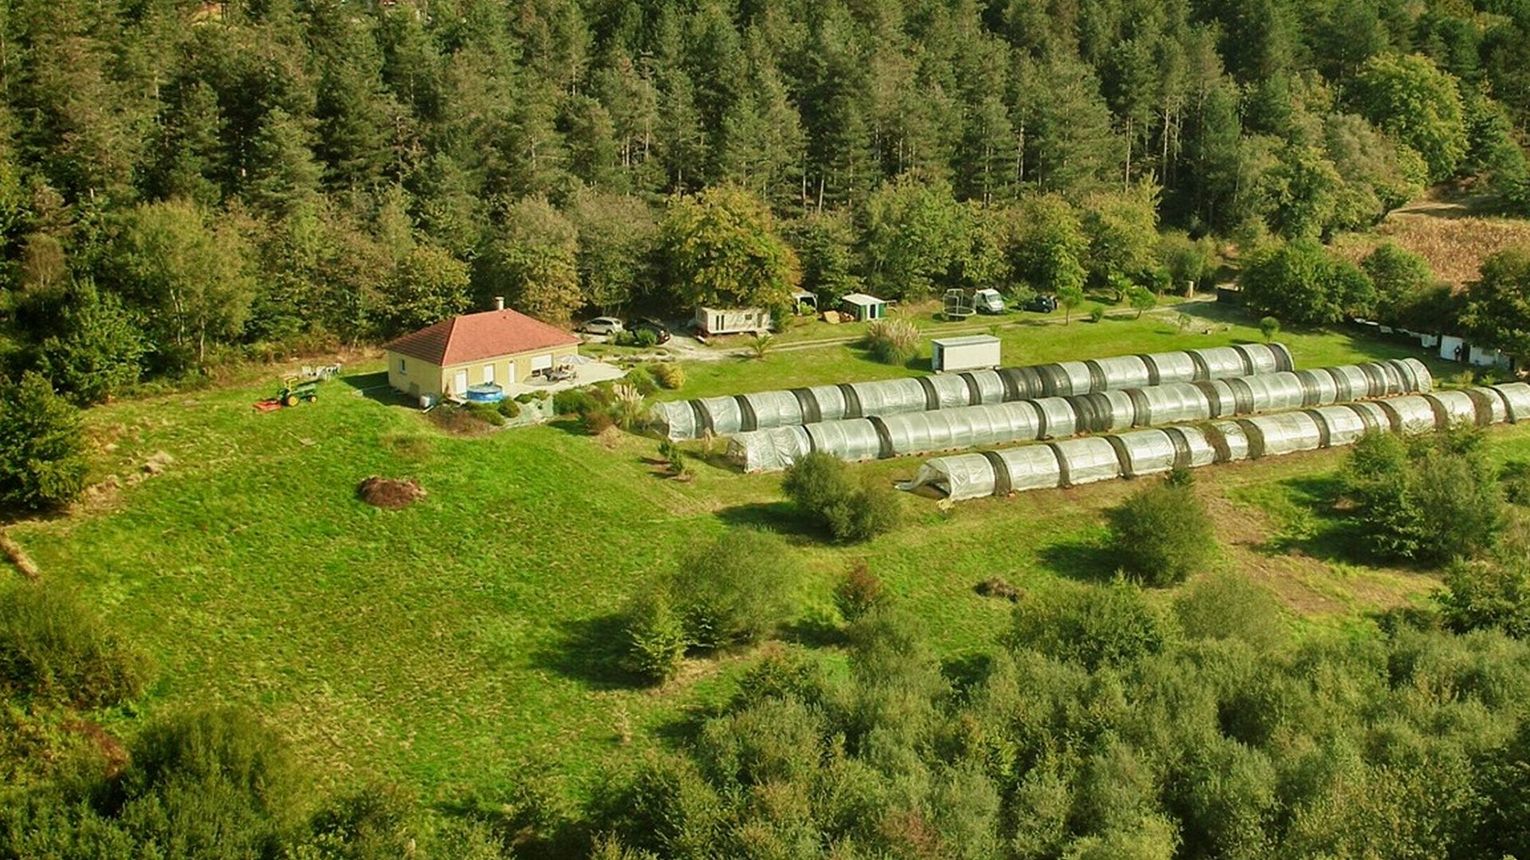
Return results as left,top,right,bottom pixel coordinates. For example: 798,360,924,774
974,576,1022,603
357,476,427,510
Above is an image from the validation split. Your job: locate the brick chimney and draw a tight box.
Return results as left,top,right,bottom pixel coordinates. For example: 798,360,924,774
494,296,505,311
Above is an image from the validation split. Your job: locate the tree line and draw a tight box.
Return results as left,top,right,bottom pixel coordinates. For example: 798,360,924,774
3,0,1530,397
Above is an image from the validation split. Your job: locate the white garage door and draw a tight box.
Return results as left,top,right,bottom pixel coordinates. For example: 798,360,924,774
531,354,554,372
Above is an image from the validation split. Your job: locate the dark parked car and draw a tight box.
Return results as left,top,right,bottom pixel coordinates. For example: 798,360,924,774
628,317,672,344
1023,294,1058,313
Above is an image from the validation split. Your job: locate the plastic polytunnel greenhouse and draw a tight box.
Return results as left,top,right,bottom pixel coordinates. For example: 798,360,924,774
900,382,1530,502
651,343,1296,440
725,358,1431,472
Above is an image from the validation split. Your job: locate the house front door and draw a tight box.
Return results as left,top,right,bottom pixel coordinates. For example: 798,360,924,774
452,369,468,394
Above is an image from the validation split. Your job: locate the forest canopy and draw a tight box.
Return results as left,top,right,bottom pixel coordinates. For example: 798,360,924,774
0,0,1528,386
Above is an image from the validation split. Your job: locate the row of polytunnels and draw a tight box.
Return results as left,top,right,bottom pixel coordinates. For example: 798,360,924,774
651,343,1296,440
725,358,1432,472
899,383,1530,502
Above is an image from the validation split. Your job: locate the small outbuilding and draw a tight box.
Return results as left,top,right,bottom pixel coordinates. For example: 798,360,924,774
384,302,579,404
840,292,888,322
931,335,1001,373
791,290,818,315
695,306,773,336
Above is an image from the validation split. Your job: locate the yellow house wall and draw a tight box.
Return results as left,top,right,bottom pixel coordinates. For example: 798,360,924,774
406,341,578,397
386,351,443,400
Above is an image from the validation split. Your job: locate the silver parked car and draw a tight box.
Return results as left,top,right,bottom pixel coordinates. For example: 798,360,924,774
578,316,625,336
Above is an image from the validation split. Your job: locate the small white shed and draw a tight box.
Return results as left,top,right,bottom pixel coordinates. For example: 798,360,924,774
840,293,888,322
931,335,1001,373
695,306,772,336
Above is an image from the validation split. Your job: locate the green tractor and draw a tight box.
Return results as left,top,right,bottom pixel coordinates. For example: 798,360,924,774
276,375,319,407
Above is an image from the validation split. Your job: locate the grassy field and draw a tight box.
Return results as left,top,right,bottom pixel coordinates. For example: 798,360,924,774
5,307,1523,809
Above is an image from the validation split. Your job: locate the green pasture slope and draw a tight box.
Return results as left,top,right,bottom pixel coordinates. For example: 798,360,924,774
9,305,1530,806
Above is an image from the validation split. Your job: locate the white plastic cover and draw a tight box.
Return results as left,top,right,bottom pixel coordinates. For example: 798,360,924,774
1088,355,1153,390
805,420,885,462
848,377,930,417
1424,391,1485,428
651,400,696,440
900,453,1000,501
1208,420,1252,463
926,373,976,409
1195,347,1253,379
1493,383,1530,423
1377,395,1439,435
741,390,806,432
1113,430,1178,477
1309,405,1372,447
1131,383,1211,426
1239,373,1310,413
967,370,1009,405
996,445,1068,492
728,426,813,473
1056,437,1123,486
1243,412,1324,457
696,395,744,436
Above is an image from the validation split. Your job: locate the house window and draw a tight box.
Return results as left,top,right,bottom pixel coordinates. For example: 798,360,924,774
398,358,406,373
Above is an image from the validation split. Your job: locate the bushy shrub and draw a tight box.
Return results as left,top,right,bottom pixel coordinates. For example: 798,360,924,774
825,480,904,543
553,388,595,417
1438,546,1530,639
464,402,506,426
0,584,147,707
1106,476,1216,587
1174,572,1285,648
0,372,89,512
1088,304,1106,323
658,439,688,477
834,561,888,622
1342,428,1502,564
496,398,521,419
1010,580,1169,670
1259,316,1281,341
1502,460,1530,506
634,328,659,348
651,362,686,390
782,452,903,542
862,318,920,365
106,707,306,854
671,530,801,650
624,366,659,396
622,588,688,684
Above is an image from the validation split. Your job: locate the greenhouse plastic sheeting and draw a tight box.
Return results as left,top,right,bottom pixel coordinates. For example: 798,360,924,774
1128,383,1212,427
654,343,1302,439
1308,405,1373,448
901,383,1530,502
882,403,1041,457
1424,391,1488,428
725,359,1435,471
740,390,806,433
1086,355,1153,390
1378,396,1442,435
805,420,885,462
1056,437,1123,486
1493,383,1530,423
998,445,1068,493
727,426,812,473
1241,412,1325,458
900,453,1003,501
965,370,1009,405
847,377,929,417
925,373,977,409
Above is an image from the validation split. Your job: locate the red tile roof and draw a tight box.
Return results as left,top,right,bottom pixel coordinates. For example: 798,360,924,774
383,309,578,366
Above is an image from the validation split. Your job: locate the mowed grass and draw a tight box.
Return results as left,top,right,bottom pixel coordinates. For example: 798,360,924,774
2,310,1510,806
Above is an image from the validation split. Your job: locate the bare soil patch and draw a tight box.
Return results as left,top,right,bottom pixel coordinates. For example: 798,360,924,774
357,476,427,510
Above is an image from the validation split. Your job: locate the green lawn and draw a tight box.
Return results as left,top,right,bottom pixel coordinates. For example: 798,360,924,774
3,308,1509,807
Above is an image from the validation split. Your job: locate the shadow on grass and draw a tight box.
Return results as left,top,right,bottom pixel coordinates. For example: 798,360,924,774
714,501,827,542
339,371,417,408
527,612,647,692
1038,536,1119,583
780,615,847,649
1251,473,1371,563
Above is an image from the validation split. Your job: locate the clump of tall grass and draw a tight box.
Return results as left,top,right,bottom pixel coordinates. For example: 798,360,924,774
862,318,920,365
